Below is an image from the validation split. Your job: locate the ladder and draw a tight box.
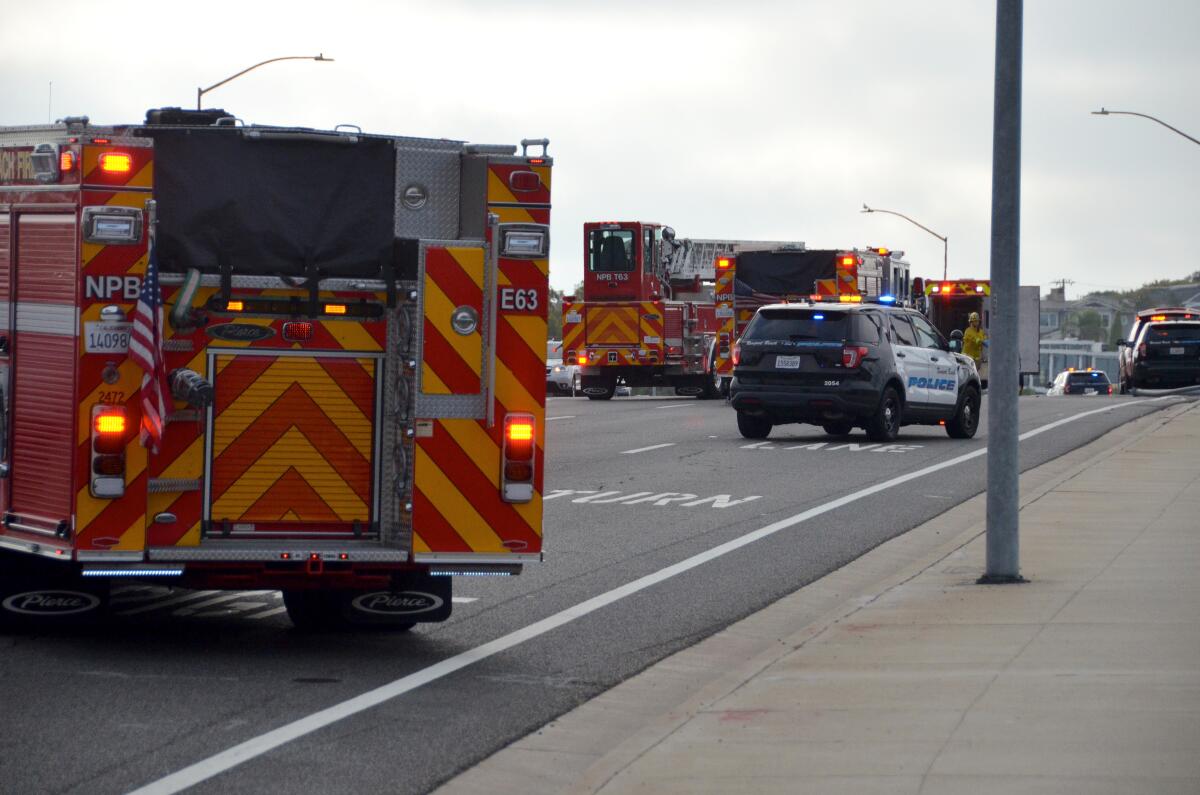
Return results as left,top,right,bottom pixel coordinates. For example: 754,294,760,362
663,238,805,281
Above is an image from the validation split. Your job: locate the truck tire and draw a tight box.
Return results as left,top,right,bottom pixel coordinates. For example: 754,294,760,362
822,421,854,436
283,590,347,631
736,411,771,439
945,386,981,439
865,386,902,442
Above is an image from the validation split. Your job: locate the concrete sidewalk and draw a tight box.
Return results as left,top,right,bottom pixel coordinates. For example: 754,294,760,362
440,401,1200,795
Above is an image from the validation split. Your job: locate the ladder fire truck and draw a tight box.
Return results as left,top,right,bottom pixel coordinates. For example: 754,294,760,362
562,221,910,398
0,109,552,630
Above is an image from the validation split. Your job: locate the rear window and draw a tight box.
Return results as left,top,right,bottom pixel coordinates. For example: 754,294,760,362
1067,372,1109,385
743,309,848,342
1144,323,1200,343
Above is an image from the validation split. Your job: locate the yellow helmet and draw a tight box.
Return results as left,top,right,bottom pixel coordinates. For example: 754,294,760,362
969,312,980,323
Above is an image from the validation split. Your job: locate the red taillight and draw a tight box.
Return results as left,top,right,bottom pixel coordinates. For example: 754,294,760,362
731,343,741,366
283,321,314,342
1107,385,1113,395
90,406,127,497
578,353,589,365
502,413,536,503
99,152,133,173
1137,342,1147,359
59,151,76,172
838,255,856,267
94,413,127,435
717,257,731,269
842,346,869,368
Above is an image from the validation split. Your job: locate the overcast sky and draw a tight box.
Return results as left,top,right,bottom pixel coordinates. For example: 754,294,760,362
3,0,1197,298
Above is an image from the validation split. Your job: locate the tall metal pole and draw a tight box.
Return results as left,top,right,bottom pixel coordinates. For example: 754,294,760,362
981,0,1026,584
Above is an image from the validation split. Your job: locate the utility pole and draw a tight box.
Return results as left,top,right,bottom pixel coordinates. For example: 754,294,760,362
981,0,1027,585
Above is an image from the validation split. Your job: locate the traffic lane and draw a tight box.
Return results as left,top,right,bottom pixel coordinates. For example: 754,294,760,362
2,397,1177,795
176,397,1189,795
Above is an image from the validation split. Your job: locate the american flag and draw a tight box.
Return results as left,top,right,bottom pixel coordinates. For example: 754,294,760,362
130,245,170,454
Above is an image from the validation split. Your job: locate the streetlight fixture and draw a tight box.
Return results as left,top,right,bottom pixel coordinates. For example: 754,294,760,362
861,204,949,282
1092,108,1200,147
197,54,334,110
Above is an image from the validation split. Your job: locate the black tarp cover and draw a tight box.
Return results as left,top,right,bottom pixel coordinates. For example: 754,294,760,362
146,129,396,277
733,249,836,296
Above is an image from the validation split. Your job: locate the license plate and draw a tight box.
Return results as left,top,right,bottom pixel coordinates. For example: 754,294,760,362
1170,346,1185,355
775,355,801,369
1084,389,1096,395
84,321,133,354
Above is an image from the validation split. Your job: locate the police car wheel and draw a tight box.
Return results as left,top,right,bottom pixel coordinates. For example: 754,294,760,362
822,421,854,437
946,386,981,439
736,412,772,439
865,387,902,442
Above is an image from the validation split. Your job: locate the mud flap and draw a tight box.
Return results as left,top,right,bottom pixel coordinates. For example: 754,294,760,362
0,557,110,629
341,572,452,626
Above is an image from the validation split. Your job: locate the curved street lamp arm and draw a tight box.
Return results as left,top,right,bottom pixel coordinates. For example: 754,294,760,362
861,204,946,243
1092,108,1200,148
198,54,333,109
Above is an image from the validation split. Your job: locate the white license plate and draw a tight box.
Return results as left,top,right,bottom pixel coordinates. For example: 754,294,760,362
84,321,133,354
1170,346,1185,355
775,355,801,369
1084,389,1096,395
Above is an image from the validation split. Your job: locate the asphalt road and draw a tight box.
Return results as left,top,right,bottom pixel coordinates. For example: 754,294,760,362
0,393,1184,795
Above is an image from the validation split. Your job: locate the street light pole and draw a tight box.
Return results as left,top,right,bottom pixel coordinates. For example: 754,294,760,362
861,204,949,281
197,54,334,110
1092,108,1200,147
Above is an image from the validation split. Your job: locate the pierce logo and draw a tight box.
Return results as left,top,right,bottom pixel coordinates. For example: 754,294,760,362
2,591,101,616
351,591,443,615
206,323,276,342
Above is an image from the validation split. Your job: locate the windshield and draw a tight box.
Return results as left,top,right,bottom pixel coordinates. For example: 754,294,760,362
1145,324,1200,343
1067,372,1109,385
589,230,635,273
743,309,848,342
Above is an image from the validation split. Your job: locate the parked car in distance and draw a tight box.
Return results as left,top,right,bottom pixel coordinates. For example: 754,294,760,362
1047,368,1112,396
546,341,579,395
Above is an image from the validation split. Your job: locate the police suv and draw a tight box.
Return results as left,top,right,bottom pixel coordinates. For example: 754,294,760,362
729,301,982,441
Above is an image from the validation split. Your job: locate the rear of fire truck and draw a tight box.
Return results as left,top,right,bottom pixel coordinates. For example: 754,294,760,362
0,111,552,631
919,278,991,385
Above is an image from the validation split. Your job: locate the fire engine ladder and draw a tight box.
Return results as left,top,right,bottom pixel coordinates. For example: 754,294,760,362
663,238,807,281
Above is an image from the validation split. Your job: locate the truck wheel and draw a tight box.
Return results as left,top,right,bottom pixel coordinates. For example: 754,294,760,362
283,590,355,632
946,386,981,439
822,421,854,436
736,411,771,439
865,387,902,442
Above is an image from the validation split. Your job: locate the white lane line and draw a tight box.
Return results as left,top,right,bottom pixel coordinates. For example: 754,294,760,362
620,442,677,455
655,403,692,410
452,597,479,604
128,398,1172,795
116,590,220,616
545,416,576,421
244,606,288,621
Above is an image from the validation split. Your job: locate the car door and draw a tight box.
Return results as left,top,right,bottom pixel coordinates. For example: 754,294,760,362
910,313,959,411
888,313,928,406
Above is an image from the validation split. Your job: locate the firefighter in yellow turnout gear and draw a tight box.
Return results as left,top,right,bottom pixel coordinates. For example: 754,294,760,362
962,311,987,365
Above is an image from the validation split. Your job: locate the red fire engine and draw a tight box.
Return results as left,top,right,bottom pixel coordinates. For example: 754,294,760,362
0,109,553,630
562,221,910,398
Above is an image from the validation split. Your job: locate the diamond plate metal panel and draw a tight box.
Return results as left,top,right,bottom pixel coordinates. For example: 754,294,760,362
395,142,463,240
